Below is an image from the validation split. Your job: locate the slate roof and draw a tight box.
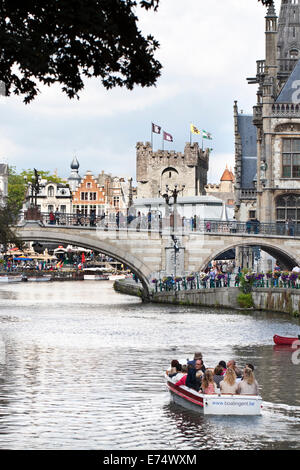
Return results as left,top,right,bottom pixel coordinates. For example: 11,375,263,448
276,59,300,103
237,114,257,189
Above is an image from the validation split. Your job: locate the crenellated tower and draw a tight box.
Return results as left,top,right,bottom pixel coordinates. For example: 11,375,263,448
136,142,209,199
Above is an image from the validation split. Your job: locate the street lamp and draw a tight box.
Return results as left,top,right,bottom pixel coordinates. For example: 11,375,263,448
159,184,185,206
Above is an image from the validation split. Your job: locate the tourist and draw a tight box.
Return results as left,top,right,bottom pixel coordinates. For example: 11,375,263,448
49,210,55,225
201,370,217,394
213,365,224,388
238,368,259,395
246,219,252,234
185,359,204,391
218,360,227,375
174,365,188,386
188,353,206,372
219,368,239,394
227,359,242,378
166,359,182,378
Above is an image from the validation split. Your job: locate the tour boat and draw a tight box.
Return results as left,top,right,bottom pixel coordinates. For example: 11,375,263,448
165,377,262,416
0,275,23,283
83,268,110,280
273,334,300,346
26,275,52,282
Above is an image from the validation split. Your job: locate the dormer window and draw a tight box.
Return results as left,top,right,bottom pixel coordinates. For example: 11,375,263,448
290,49,299,59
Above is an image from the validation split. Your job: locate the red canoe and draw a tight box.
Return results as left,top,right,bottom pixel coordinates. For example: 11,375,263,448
273,334,300,346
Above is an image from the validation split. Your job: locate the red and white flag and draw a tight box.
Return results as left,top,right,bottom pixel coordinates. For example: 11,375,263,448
152,123,161,134
163,131,173,142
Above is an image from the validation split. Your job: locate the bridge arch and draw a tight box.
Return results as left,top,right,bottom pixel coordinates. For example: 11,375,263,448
16,226,152,299
200,239,300,272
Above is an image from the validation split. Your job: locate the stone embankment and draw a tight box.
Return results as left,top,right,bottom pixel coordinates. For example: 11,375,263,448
114,279,300,317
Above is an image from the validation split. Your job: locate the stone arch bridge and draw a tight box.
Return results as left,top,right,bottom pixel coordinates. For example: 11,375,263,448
15,221,300,299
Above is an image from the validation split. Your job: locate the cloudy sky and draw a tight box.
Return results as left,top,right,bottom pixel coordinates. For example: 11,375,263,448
0,0,281,183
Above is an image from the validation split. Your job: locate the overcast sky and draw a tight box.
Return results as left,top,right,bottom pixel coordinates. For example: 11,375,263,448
0,0,281,183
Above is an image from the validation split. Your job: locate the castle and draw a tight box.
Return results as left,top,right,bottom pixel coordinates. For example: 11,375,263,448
136,141,209,199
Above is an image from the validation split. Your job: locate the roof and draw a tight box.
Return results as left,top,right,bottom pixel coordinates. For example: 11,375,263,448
237,114,257,189
220,167,234,182
276,59,300,103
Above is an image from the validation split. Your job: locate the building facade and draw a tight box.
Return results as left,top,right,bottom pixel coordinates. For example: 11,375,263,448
235,0,300,234
0,163,8,207
136,141,209,199
24,180,72,215
72,171,106,216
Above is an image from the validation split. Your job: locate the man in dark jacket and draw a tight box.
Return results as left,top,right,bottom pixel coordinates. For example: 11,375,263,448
186,359,204,391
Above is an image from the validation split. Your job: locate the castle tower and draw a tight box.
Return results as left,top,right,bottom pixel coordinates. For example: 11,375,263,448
136,142,209,199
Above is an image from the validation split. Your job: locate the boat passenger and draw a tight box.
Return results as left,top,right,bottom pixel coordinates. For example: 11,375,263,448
213,365,224,388
171,364,187,383
175,365,188,386
167,360,182,378
227,360,242,379
218,361,227,375
201,370,217,394
185,359,203,391
219,368,239,394
188,353,206,372
238,368,259,395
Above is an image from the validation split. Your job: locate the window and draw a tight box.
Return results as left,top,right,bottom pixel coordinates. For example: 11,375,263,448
113,196,119,207
81,192,88,201
89,192,97,201
282,139,300,178
249,210,256,219
60,205,66,213
276,194,300,230
48,186,54,197
86,182,91,188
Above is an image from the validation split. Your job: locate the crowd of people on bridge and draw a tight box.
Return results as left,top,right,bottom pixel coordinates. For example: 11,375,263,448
166,352,259,395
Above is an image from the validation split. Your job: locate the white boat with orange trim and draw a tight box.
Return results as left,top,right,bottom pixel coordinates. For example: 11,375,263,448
166,377,262,416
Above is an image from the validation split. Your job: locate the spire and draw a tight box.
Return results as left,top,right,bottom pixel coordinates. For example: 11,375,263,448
277,0,300,85
68,156,81,192
220,165,233,182
266,1,276,18
70,156,80,170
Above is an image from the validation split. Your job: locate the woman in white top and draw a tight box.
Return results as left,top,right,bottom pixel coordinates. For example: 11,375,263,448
219,368,239,394
238,368,259,395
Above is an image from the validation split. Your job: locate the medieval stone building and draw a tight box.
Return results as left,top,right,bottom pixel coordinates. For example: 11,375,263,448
136,141,209,199
235,0,300,234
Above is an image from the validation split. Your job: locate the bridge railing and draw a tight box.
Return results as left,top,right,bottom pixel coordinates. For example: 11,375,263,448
18,212,296,237
152,274,300,293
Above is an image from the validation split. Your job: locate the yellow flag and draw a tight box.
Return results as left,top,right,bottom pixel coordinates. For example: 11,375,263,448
190,124,201,135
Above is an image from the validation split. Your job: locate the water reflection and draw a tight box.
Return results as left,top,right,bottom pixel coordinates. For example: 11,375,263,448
0,281,299,449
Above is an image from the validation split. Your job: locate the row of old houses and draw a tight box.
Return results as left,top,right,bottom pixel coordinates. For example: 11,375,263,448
22,157,135,217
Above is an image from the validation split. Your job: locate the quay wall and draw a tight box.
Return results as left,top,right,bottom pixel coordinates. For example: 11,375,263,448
113,278,144,298
114,279,300,316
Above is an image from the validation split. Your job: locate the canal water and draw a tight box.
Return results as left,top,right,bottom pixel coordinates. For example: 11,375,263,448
0,281,300,450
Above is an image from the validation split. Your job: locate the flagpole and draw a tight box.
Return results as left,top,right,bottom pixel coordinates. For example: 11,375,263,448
190,124,192,145
162,131,164,151
151,122,153,150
